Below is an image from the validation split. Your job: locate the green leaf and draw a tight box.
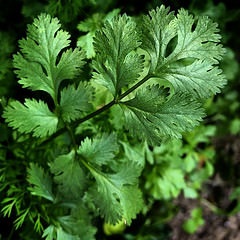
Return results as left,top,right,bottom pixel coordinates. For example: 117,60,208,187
92,14,144,96
56,227,80,240
77,9,120,58
147,168,186,199
141,6,226,98
77,33,95,59
86,162,143,224
34,213,44,233
77,134,143,224
50,150,85,199
77,9,120,33
27,163,54,201
42,204,97,240
42,225,55,240
60,82,93,122
160,59,226,99
1,185,24,218
144,139,187,200
58,205,97,240
1,197,18,217
3,99,58,138
13,13,84,101
141,5,176,72
14,208,30,229
122,85,205,144
42,225,80,240
182,207,205,234
77,133,119,166
170,9,223,63
230,118,240,135
120,141,146,167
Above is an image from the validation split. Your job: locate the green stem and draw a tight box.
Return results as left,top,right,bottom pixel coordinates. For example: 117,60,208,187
39,100,116,146
72,100,116,127
200,198,223,215
66,124,78,152
39,73,154,146
118,73,154,101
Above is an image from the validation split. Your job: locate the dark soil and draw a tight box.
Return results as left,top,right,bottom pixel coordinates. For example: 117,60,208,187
169,188,240,240
168,135,240,240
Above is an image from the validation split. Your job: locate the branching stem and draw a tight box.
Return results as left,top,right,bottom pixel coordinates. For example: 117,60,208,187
118,73,154,101
39,73,154,146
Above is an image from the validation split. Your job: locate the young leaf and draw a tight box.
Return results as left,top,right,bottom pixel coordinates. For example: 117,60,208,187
141,6,226,98
92,14,144,96
34,213,44,233
77,9,120,58
1,197,18,217
121,85,205,144
59,82,93,122
3,99,58,138
50,150,86,199
13,13,84,101
77,133,119,166
27,163,54,202
14,208,30,229
182,207,205,234
146,167,186,199
86,162,143,224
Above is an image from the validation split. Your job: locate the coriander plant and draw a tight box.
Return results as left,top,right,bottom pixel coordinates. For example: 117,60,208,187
0,5,226,239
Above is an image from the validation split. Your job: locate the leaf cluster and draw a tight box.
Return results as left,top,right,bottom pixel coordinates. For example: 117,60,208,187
0,4,226,240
